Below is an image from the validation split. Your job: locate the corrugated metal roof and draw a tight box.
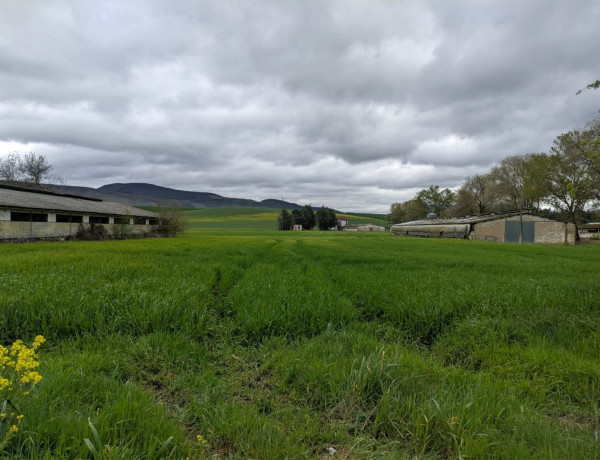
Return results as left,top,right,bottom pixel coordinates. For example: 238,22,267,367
0,185,156,217
391,211,534,228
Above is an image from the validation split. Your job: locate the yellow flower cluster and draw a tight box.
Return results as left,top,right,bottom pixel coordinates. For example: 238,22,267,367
196,434,208,445
1,335,45,452
0,335,44,392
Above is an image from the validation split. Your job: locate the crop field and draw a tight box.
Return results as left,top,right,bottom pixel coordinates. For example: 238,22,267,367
1,210,600,458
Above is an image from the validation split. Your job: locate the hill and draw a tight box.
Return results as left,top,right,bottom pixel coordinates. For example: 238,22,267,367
53,182,302,209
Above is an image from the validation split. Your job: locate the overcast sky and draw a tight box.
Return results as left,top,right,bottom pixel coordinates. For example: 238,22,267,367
1,1,600,212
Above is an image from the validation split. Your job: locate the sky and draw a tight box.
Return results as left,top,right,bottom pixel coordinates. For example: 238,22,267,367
1,1,600,212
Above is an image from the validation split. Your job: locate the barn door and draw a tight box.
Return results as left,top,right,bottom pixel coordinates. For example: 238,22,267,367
522,221,535,244
505,221,520,243
505,220,535,243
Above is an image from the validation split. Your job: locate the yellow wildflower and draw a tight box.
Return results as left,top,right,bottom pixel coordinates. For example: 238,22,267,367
9,425,18,434
32,336,45,350
196,434,208,445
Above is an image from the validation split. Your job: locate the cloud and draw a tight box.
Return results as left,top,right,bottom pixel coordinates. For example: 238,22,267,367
1,0,600,212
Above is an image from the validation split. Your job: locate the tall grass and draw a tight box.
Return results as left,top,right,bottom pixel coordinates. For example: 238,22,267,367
1,224,599,458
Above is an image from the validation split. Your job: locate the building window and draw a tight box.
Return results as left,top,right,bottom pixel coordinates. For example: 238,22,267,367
56,214,84,223
89,216,109,224
134,217,147,225
11,212,48,222
114,216,131,225
148,218,159,226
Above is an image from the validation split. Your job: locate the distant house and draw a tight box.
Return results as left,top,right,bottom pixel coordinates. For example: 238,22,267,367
390,211,576,245
337,217,348,229
0,184,158,241
579,222,600,240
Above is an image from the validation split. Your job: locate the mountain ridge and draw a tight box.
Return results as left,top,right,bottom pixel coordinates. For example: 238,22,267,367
54,182,302,209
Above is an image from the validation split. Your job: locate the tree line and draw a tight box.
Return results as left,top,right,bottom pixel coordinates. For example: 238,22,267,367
278,205,337,231
389,118,600,225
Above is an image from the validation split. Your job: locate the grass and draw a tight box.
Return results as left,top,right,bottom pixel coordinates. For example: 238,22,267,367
1,208,599,458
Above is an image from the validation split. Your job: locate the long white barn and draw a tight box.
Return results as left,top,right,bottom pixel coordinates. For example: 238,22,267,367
0,184,158,241
391,211,576,245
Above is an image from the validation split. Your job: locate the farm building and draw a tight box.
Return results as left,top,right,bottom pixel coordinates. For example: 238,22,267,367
391,211,576,245
337,217,348,228
0,184,158,241
343,224,386,232
579,222,600,240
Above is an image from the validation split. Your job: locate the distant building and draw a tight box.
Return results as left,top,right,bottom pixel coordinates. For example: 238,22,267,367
293,224,303,231
579,222,600,240
0,184,158,241
337,217,348,229
391,211,576,245
342,224,386,232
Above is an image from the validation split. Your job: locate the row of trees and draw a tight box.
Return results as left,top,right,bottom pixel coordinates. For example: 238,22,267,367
278,205,337,231
389,118,600,225
0,152,62,189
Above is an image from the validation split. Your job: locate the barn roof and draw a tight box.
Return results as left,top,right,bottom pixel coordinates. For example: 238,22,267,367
0,184,156,217
392,211,536,228
579,222,600,229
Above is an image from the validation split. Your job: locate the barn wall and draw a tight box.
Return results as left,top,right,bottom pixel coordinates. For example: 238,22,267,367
471,220,505,242
0,221,155,240
471,217,575,245
535,221,576,245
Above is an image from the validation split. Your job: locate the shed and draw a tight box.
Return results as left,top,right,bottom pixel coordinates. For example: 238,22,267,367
337,217,349,228
390,211,576,245
579,222,600,240
0,184,158,241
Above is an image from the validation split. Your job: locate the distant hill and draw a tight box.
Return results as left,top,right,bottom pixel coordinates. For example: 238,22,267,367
51,182,302,209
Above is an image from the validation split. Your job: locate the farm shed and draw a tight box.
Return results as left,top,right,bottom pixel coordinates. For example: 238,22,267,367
0,184,158,241
579,222,600,240
390,211,576,245
342,224,386,232
337,217,348,228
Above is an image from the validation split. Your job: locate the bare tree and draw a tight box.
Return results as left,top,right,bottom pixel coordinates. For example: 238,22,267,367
0,152,64,190
18,152,53,187
0,152,20,182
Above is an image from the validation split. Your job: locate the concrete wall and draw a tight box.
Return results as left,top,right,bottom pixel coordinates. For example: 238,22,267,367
357,225,386,232
0,221,156,241
471,220,505,242
535,221,576,245
471,217,575,245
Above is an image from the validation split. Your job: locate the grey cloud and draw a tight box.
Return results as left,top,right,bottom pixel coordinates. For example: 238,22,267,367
1,0,600,212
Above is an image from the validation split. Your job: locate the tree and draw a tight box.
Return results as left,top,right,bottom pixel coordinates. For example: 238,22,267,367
19,152,53,186
291,209,304,227
415,185,455,217
388,199,428,223
278,209,294,230
157,200,188,236
489,154,541,210
576,80,600,95
0,152,20,182
449,174,499,216
316,206,337,230
301,205,316,230
0,151,64,190
532,129,600,224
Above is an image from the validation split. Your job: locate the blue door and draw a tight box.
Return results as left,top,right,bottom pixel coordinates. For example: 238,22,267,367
505,221,520,243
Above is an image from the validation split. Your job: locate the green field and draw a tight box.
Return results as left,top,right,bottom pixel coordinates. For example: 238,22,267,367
1,209,599,458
